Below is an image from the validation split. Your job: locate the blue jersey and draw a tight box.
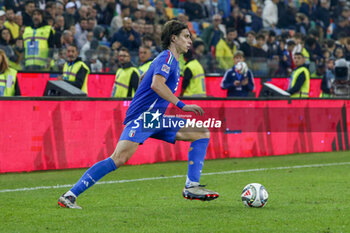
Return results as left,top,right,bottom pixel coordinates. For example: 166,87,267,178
123,50,180,125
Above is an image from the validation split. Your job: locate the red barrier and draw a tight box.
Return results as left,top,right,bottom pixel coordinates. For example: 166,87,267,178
0,99,348,173
16,73,322,98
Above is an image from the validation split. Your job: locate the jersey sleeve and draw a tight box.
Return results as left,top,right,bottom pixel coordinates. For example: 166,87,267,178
153,51,173,80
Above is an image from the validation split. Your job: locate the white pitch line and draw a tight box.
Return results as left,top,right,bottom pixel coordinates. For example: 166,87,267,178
0,161,350,193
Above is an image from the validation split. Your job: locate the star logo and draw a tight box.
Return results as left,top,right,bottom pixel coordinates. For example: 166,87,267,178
150,109,162,122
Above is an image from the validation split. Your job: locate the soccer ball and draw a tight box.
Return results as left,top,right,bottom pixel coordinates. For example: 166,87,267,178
235,62,248,75
241,183,268,208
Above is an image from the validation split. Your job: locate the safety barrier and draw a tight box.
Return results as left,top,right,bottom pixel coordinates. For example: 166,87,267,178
0,98,347,173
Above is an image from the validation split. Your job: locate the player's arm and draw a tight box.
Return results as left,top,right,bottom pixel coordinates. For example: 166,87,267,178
151,74,204,115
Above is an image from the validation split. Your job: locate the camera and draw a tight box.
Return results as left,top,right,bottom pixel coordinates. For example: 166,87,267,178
333,59,350,96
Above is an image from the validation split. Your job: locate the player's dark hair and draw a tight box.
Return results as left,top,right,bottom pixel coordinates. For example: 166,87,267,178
161,20,187,50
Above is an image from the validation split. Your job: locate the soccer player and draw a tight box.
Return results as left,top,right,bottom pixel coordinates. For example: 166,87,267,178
58,20,219,209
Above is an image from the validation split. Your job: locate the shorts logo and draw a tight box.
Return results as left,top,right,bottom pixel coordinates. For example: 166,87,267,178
161,64,170,74
143,110,162,129
129,129,136,137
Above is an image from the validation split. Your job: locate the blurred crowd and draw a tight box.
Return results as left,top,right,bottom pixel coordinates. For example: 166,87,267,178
0,0,349,77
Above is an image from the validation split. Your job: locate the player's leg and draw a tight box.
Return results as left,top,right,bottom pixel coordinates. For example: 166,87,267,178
58,140,139,209
175,126,219,201
175,126,210,187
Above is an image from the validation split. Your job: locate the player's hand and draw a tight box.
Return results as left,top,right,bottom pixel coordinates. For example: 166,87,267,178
234,80,240,86
182,104,204,116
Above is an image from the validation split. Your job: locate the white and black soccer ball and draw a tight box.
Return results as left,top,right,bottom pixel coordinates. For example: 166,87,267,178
241,183,268,208
235,61,248,75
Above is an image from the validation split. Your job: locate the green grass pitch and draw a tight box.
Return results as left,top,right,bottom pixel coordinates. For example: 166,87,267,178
1,151,350,233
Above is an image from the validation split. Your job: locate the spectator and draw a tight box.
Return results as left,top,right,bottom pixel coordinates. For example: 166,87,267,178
305,36,322,62
14,12,23,29
334,47,344,59
332,16,350,40
193,39,205,57
252,33,268,58
276,39,291,76
250,6,263,33
138,45,153,75
267,30,278,58
184,0,205,21
22,9,55,70
110,6,130,37
299,0,318,18
111,17,141,52
240,30,255,58
45,1,57,20
314,0,331,31
61,30,74,49
201,14,224,52
4,0,22,13
56,2,64,17
223,7,245,37
145,6,156,24
198,0,210,19
130,0,139,15
142,34,160,57
216,28,239,70
311,58,326,79
97,45,112,72
287,40,296,70
143,24,155,37
13,37,24,70
221,50,255,97
154,0,168,24
0,49,20,96
0,28,18,69
87,18,97,32
287,52,310,97
58,44,90,94
76,5,89,22
293,33,310,65
180,48,206,97
131,8,142,22
74,18,88,49
22,0,35,27
295,13,310,35
63,2,77,30
262,0,278,29
4,8,19,40
177,13,197,39
111,47,139,98
344,38,350,61
80,31,93,60
98,2,116,26
53,15,65,48
277,0,296,29
320,57,335,97
85,51,103,73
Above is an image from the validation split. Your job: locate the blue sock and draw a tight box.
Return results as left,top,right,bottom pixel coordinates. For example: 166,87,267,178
185,138,209,188
70,157,117,197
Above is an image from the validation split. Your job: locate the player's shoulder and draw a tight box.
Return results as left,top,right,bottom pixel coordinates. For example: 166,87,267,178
154,50,176,65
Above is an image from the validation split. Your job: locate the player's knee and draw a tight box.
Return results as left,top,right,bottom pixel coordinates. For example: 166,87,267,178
110,148,132,167
200,128,210,139
192,128,210,141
